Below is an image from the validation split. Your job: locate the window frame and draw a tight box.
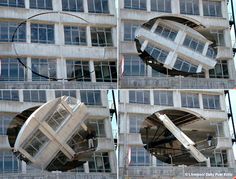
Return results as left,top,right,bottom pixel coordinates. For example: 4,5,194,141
64,25,87,45
30,0,53,10
80,90,102,105
31,23,55,44
94,61,117,82
181,93,200,108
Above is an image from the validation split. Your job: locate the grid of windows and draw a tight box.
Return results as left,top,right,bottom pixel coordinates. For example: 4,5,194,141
0,116,12,135
0,151,21,173
181,93,199,108
124,0,146,10
30,0,53,10
0,58,27,81
23,90,46,103
31,59,57,81
89,120,106,137
124,55,147,76
129,90,150,104
202,94,220,110
183,35,205,54
0,22,26,42
203,0,222,17
80,90,102,105
209,60,229,79
151,0,171,13
55,90,77,98
31,23,54,44
124,23,139,41
129,116,143,133
154,24,178,41
64,26,86,45
62,0,84,12
88,152,111,172
0,90,19,101
91,27,113,46
66,60,91,81
145,44,169,63
180,0,199,15
88,0,109,13
0,0,24,7
94,61,117,82
23,129,49,157
173,57,198,73
153,91,173,106
130,147,150,166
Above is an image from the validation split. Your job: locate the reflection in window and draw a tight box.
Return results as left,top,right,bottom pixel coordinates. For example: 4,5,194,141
0,22,26,42
31,23,54,44
80,90,101,105
88,153,111,172
180,0,199,15
173,57,198,73
151,0,171,12
210,30,225,46
154,23,178,41
129,116,143,133
129,90,150,104
0,151,21,173
46,151,69,171
0,116,12,135
154,91,173,106
124,0,146,10
206,46,217,59
183,35,205,54
89,120,106,137
91,27,113,46
145,44,169,63
23,129,49,157
124,55,147,76
203,0,222,17
0,0,24,7
130,147,150,166
23,90,46,103
88,0,109,13
203,94,220,110
45,104,70,131
31,59,57,81
0,58,27,81
209,60,229,79
66,60,91,81
94,61,117,82
124,23,139,41
0,90,19,101
62,0,84,12
181,93,199,108
55,90,76,98
64,26,86,45
30,0,52,10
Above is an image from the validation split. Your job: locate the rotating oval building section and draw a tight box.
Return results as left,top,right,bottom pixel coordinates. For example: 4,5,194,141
8,96,99,171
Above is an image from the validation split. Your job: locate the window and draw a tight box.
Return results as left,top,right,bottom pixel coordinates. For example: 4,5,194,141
210,30,225,46
31,59,57,81
88,0,109,13
130,147,150,166
23,90,46,103
154,23,178,41
0,116,12,135
181,93,199,108
46,151,70,171
154,91,173,106
0,0,24,7
210,150,228,167
152,68,166,77
0,58,27,81
91,27,113,46
88,153,111,172
62,0,84,12
66,60,91,81
23,129,49,157
129,116,143,133
124,23,139,41
0,90,19,101
80,90,101,105
30,0,52,10
151,0,171,12
129,91,150,104
94,61,117,82
145,44,169,63
173,57,198,73
206,46,217,59
180,0,199,15
45,104,70,131
31,23,54,44
124,55,147,76
203,94,220,110
183,35,205,54
89,120,106,137
0,151,21,173
209,60,229,79
124,0,146,10
0,22,26,42
55,90,76,98
203,0,222,17
64,26,86,45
